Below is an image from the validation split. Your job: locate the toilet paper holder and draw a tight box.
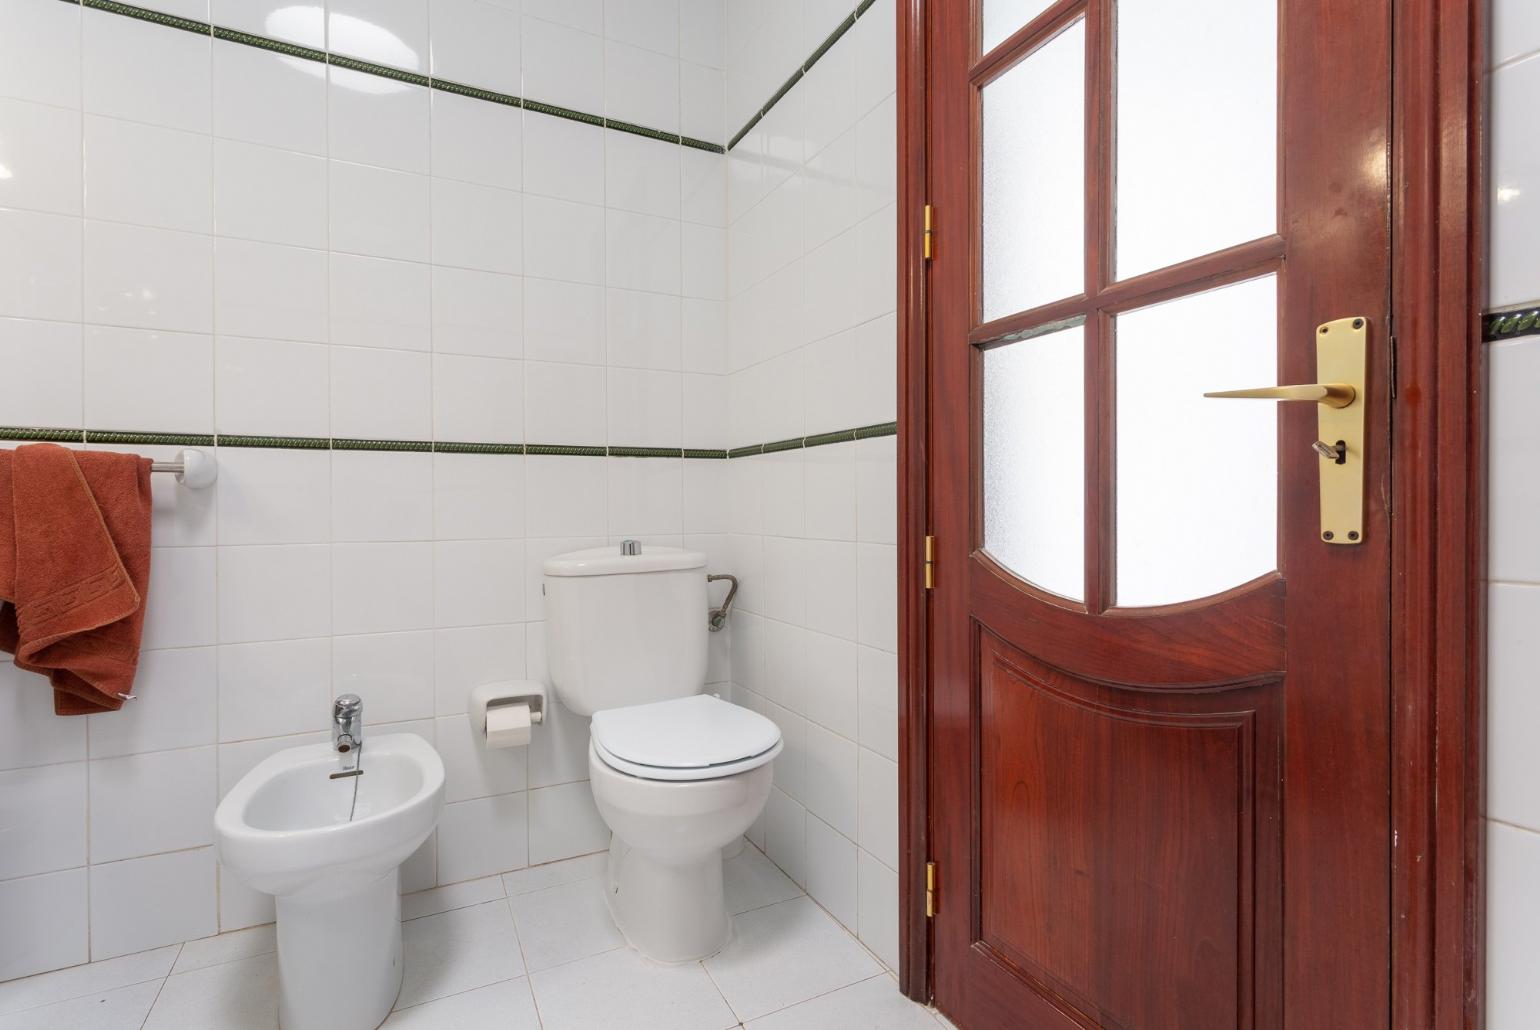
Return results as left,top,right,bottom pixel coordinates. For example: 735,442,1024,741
469,681,546,736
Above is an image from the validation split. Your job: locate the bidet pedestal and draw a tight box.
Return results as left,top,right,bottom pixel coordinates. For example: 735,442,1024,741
275,870,402,1030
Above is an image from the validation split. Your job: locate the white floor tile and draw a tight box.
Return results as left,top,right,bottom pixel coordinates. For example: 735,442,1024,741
724,841,804,915
530,947,738,1030
144,952,277,1030
508,876,624,972
745,974,940,1029
171,925,275,974
0,980,161,1030
0,945,178,1015
401,875,507,921
397,899,524,1009
704,896,882,1022
501,852,607,896
382,977,541,1028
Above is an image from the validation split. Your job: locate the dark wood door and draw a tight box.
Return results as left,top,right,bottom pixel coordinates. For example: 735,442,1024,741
925,1,1392,1028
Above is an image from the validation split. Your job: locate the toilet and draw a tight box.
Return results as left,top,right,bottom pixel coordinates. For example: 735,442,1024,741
544,544,782,963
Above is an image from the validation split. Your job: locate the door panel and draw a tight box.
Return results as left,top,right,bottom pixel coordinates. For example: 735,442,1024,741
926,0,1393,1026
978,631,1281,1030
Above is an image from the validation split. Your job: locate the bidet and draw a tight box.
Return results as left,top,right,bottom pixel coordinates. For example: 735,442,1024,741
215,729,444,1030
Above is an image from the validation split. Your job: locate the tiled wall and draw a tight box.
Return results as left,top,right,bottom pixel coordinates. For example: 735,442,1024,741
0,0,738,982
1485,3,1540,1026
720,0,900,971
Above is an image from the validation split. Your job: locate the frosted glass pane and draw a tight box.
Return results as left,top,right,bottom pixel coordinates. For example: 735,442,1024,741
981,20,1085,323
1116,276,1277,607
1115,0,1276,279
982,324,1084,601
981,0,1058,54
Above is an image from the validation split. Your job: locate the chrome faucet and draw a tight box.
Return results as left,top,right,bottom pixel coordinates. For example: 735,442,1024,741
333,694,363,759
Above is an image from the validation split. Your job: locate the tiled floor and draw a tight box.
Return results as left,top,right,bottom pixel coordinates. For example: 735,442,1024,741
0,845,946,1030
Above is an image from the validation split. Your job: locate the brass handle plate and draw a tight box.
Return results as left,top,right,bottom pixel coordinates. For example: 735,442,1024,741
1204,317,1368,545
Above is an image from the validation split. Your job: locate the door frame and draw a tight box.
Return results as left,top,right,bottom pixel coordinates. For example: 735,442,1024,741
893,1,1489,1026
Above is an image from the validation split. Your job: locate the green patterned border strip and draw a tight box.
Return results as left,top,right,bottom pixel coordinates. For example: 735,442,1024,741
727,1,879,151
1484,307,1540,342
1,426,894,457
60,0,726,155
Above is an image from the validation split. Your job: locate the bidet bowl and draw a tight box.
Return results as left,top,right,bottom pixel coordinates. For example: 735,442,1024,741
216,732,444,898
214,733,444,1030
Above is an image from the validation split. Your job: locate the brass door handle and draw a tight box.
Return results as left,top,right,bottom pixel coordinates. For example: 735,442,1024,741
1203,383,1356,408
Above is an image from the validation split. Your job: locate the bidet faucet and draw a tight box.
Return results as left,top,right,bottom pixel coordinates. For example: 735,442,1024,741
333,694,363,757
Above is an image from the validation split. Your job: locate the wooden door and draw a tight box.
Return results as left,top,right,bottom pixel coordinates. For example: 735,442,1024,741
925,0,1392,1027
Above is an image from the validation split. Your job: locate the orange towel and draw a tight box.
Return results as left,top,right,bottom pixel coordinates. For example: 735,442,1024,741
0,444,154,715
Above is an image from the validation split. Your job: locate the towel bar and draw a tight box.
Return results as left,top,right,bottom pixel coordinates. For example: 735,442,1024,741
149,448,217,489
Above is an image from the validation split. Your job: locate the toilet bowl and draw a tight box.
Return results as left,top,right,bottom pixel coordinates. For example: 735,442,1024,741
215,733,444,1030
588,694,782,961
542,544,783,963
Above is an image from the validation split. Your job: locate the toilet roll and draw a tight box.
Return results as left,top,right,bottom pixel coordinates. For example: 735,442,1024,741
485,704,532,748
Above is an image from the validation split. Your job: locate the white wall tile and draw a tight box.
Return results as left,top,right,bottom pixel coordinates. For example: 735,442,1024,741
88,646,218,759
212,138,327,249
765,787,807,887
212,239,328,343
0,869,88,982
212,0,324,49
430,91,521,190
606,133,682,220
333,542,435,634
523,195,606,285
84,115,212,234
606,40,680,133
141,547,218,651
435,623,526,717
330,347,433,439
329,0,429,71
0,99,81,217
437,792,528,882
804,814,857,929
330,253,432,352
84,221,213,333
334,630,435,725
432,178,522,274
83,9,210,133
1489,339,1540,582
436,713,528,803
211,40,327,156
856,746,897,870
607,456,684,535
433,452,525,540
329,160,430,261
0,317,82,429
524,362,608,443
1488,821,1540,1027
433,267,522,359
524,279,606,365
0,663,86,771
89,848,217,960
88,747,216,862
214,446,331,545
435,539,525,627
1491,56,1540,309
527,780,610,864
522,113,605,205
607,367,683,447
428,0,522,95
216,544,330,644
606,0,679,57
331,450,434,542
0,0,82,110
607,209,682,294
83,326,213,433
218,637,331,741
1488,584,1540,831
0,762,86,880
0,209,82,323
215,336,330,436
521,17,604,114
856,847,897,970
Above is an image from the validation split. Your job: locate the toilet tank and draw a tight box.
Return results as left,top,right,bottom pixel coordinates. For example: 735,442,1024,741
543,545,708,717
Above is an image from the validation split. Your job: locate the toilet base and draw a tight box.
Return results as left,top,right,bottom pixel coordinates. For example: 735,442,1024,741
605,836,731,963
275,870,402,1030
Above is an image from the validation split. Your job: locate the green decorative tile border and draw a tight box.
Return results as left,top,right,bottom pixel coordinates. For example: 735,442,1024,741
1,425,895,459
1484,307,1540,342
60,0,726,155
727,1,879,151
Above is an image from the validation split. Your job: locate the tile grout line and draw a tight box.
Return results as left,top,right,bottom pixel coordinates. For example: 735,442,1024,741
62,0,727,155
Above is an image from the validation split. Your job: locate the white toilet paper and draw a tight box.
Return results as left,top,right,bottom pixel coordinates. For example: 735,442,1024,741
485,704,532,748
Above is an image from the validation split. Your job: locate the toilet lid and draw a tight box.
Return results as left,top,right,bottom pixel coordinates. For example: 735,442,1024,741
591,695,782,780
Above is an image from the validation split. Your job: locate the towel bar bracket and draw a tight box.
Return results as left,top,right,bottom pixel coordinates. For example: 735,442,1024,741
149,448,217,489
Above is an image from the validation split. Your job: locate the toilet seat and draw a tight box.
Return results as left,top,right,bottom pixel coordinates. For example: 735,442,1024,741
591,694,783,782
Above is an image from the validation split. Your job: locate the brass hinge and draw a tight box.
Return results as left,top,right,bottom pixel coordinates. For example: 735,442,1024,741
923,535,936,590
925,861,938,917
922,204,934,260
